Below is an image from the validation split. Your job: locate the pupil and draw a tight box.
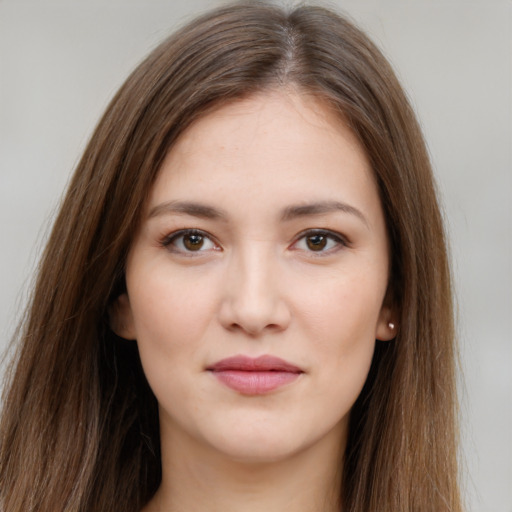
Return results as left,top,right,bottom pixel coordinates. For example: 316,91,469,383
307,234,327,251
184,234,204,250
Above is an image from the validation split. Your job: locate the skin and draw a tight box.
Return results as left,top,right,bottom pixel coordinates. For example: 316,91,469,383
112,89,395,512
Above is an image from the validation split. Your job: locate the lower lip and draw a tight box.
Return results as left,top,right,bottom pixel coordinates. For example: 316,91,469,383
210,370,301,395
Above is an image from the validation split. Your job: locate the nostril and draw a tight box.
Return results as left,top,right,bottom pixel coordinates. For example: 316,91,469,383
217,258,291,335
218,298,291,336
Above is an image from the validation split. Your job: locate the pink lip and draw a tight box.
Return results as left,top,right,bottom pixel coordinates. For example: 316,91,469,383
207,355,303,395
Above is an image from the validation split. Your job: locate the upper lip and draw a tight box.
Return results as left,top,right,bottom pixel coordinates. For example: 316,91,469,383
207,355,303,373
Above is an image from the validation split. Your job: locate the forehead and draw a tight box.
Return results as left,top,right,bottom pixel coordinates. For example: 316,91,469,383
148,89,381,225
164,90,367,170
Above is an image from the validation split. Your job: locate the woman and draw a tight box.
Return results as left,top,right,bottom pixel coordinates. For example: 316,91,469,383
0,2,462,511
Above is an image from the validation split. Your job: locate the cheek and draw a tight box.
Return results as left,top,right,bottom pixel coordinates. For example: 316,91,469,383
126,266,220,380
289,268,384,402
126,268,223,435
129,261,217,332
292,265,386,342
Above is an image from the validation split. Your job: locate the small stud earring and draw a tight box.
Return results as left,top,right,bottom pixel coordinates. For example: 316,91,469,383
388,322,395,330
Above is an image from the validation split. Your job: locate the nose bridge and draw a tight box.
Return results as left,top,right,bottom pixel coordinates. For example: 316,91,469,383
238,240,274,297
220,240,289,335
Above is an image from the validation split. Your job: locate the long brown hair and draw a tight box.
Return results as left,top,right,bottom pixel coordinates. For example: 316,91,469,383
0,3,461,511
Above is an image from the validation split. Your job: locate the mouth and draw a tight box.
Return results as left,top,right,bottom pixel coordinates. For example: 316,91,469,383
206,355,304,395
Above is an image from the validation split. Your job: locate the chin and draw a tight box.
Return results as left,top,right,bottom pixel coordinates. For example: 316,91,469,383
201,416,345,466
214,436,306,465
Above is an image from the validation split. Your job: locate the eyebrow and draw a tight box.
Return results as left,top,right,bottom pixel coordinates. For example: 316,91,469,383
148,200,228,220
280,201,369,227
148,199,368,227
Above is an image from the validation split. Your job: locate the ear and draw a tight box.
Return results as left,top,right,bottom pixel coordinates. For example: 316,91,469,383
375,305,398,341
109,293,137,340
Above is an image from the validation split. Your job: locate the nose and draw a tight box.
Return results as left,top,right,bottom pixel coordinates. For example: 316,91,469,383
218,243,291,336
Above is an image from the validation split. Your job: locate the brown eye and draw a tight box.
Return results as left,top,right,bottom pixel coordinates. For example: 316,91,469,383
306,234,328,251
162,229,218,254
292,229,347,254
183,233,204,251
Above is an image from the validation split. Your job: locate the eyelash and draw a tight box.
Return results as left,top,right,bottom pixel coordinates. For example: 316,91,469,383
160,228,348,255
161,229,220,255
291,229,348,255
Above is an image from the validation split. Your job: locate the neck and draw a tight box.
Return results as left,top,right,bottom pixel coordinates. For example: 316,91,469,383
144,423,345,512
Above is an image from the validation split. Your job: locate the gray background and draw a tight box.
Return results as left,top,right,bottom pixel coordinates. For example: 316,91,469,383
0,1,510,510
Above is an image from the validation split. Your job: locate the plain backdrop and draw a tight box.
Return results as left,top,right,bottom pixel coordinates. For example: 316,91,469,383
0,1,510,510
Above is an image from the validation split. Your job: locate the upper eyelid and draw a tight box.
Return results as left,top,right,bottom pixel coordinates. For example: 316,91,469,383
293,228,349,244
161,228,220,248
289,229,350,256
160,227,349,249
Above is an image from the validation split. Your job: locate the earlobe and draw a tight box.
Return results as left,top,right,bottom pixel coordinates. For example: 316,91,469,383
376,306,398,341
109,293,137,340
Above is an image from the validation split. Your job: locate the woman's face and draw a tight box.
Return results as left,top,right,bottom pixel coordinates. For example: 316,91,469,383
114,90,395,464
